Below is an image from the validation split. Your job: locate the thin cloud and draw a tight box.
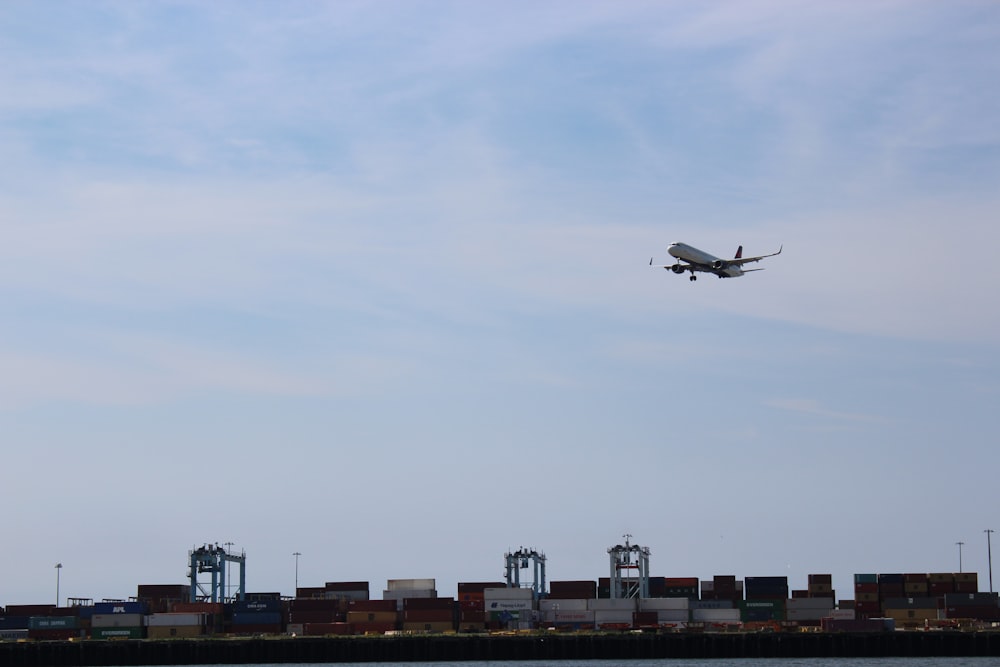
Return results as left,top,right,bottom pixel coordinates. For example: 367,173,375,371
764,397,890,425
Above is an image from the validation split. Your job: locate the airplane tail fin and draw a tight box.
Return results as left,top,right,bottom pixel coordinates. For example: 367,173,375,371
735,245,743,259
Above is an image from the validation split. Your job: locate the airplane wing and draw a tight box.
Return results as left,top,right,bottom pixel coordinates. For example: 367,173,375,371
649,258,714,272
727,245,782,267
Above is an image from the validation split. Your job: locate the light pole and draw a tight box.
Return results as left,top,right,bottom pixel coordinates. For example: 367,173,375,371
292,552,302,594
957,541,965,573
224,542,234,602
986,530,995,593
55,563,62,606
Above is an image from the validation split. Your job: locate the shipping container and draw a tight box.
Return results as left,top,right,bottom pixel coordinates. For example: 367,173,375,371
92,613,144,628
4,605,55,616
588,598,636,611
346,611,398,624
402,621,454,633
387,578,435,591
691,608,740,623
326,581,369,592
539,599,588,612
288,610,339,624
691,600,733,610
303,622,353,635
483,587,533,600
27,628,81,641
404,597,455,610
233,599,284,614
231,612,282,626
484,599,533,612
94,601,147,615
146,613,205,627
0,616,30,630
226,623,283,635
349,599,396,613
28,616,78,630
656,609,691,623
854,574,878,585
146,626,204,639
403,610,453,623
548,580,596,599
296,587,326,599
944,592,999,607
822,618,892,632
739,600,785,622
458,582,506,594
354,621,396,635
639,597,688,611
91,627,145,639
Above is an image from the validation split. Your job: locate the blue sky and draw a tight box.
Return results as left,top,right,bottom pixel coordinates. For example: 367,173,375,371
2,1,999,605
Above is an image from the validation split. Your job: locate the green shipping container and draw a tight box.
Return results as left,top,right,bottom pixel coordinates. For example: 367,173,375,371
854,573,878,584
91,627,145,640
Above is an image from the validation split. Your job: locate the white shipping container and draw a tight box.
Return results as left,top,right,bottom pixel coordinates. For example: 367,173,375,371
657,610,690,623
383,589,436,602
485,599,534,612
539,599,588,611
92,614,144,628
829,609,856,620
146,613,204,627
691,609,742,623
484,587,533,600
387,578,435,591
588,598,636,611
640,598,689,611
554,610,595,623
594,610,633,626
287,623,304,635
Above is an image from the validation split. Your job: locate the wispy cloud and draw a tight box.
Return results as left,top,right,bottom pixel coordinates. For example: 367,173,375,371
764,397,890,424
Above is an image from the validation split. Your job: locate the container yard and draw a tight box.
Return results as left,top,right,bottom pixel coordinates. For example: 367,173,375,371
3,539,1000,663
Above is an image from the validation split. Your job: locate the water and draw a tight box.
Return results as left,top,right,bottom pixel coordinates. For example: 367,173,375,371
145,661,998,667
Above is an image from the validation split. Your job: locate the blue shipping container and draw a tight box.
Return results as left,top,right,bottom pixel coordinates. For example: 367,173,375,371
0,617,30,630
231,612,282,626
93,601,147,615
232,599,283,614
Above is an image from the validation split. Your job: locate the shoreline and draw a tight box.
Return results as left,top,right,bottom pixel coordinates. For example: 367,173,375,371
3,631,1000,665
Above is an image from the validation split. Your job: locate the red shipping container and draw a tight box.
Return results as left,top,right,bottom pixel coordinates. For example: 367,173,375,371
403,597,454,611
289,610,338,624
289,599,338,612
349,600,397,612
304,622,353,635
403,610,453,623
325,581,369,592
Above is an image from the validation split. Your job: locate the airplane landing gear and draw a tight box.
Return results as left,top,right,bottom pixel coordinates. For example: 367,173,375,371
689,275,697,281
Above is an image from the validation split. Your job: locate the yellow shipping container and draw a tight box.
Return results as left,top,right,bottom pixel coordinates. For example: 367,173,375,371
346,611,397,624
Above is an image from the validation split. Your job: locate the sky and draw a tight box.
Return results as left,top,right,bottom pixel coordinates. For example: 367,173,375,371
2,1,999,606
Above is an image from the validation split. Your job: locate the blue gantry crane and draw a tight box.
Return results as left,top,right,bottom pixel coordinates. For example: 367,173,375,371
189,543,246,603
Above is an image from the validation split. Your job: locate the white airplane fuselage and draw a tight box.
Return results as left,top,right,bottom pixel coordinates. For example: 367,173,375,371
668,242,745,278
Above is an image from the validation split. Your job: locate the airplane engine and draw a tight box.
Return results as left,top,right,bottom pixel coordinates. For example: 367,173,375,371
671,264,686,274
711,259,727,270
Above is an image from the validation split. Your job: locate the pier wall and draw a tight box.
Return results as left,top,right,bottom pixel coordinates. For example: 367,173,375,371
2,631,1000,665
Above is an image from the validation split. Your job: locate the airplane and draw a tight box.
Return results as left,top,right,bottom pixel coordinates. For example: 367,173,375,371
651,242,782,281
